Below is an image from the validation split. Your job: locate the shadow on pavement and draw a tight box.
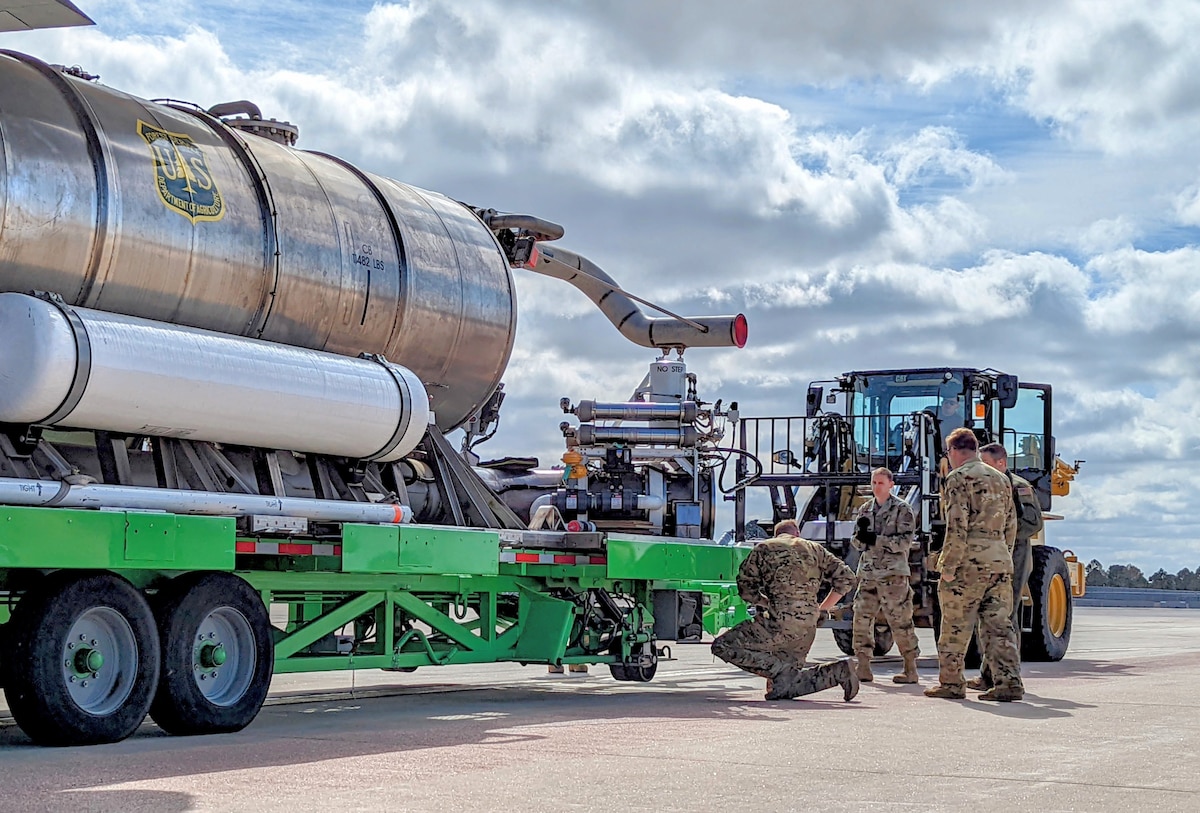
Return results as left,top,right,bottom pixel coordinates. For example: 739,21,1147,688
38,790,195,813
0,676,842,803
1020,657,1143,681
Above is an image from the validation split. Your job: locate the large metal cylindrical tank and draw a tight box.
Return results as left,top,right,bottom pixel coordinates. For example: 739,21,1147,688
0,293,430,462
0,50,516,430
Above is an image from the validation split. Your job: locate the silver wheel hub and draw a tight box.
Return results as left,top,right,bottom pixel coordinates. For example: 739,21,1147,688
61,607,138,716
192,607,255,706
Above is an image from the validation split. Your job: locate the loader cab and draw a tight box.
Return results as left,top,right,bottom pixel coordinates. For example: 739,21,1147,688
841,370,969,469
827,367,1054,508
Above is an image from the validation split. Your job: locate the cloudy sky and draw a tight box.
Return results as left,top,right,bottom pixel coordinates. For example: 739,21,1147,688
6,0,1200,572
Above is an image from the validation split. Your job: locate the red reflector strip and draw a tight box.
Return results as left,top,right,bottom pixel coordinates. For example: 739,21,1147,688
500,550,607,566
236,541,342,556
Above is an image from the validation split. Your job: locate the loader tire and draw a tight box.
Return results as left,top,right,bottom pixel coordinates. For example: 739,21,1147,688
1022,546,1072,662
833,625,894,657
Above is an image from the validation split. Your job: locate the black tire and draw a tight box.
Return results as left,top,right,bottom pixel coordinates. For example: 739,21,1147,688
1,571,160,746
832,628,855,656
150,573,274,736
608,642,657,682
610,659,657,682
833,623,894,657
1022,546,1072,662
872,626,894,656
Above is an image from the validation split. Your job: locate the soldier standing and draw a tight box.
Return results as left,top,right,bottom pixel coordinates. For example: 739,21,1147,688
712,519,859,701
851,467,920,684
924,428,1024,701
970,442,1045,691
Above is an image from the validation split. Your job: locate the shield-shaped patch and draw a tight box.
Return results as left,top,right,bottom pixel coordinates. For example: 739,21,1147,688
138,119,225,223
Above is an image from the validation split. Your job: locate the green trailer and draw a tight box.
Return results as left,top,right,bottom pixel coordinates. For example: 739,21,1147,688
0,507,748,745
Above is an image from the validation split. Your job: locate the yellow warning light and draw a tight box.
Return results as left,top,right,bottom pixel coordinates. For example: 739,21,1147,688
975,403,986,419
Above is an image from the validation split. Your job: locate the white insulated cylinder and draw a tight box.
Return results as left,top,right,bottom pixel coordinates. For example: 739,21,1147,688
0,293,430,462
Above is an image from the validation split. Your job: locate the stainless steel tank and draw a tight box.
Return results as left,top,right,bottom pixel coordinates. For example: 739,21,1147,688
0,50,516,430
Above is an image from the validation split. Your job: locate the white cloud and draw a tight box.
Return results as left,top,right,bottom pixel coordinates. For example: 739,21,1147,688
1174,182,1200,227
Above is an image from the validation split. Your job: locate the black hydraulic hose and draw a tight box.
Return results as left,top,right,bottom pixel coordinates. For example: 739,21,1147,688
712,446,765,495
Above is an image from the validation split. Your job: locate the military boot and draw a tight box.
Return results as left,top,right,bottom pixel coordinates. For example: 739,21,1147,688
967,663,993,691
854,651,874,682
922,653,966,699
837,658,861,701
892,652,919,684
979,686,1025,702
767,659,858,701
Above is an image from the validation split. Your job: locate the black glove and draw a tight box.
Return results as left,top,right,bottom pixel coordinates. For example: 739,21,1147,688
929,521,946,553
854,516,877,547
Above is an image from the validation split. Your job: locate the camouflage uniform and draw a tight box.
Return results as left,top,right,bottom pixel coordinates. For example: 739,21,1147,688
978,471,1044,686
931,457,1022,697
851,495,919,663
712,534,856,686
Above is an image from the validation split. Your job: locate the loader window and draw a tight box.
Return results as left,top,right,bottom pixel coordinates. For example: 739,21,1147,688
849,374,965,461
1003,387,1046,470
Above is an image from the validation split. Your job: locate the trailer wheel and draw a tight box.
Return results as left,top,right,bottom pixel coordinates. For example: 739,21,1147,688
150,573,274,735
1,571,160,746
610,659,658,682
1022,546,1072,662
609,642,658,682
833,625,894,657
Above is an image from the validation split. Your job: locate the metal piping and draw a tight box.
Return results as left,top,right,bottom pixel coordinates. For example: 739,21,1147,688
207,100,263,120
571,400,698,423
475,209,565,242
0,479,412,524
527,244,747,350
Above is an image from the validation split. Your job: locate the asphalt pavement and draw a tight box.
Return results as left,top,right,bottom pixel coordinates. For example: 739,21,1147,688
1,607,1197,812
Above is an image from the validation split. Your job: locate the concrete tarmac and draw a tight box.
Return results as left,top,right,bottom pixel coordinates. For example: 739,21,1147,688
0,607,1197,812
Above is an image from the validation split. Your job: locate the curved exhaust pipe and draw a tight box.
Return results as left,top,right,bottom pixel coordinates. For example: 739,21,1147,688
525,244,747,350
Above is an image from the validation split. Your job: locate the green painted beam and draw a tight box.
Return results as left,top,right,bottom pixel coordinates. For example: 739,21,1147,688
273,591,383,660
605,535,745,582
342,523,500,575
0,507,233,570
392,591,488,653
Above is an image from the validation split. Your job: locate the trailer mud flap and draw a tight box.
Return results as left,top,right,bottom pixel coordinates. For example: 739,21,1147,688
514,587,574,662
